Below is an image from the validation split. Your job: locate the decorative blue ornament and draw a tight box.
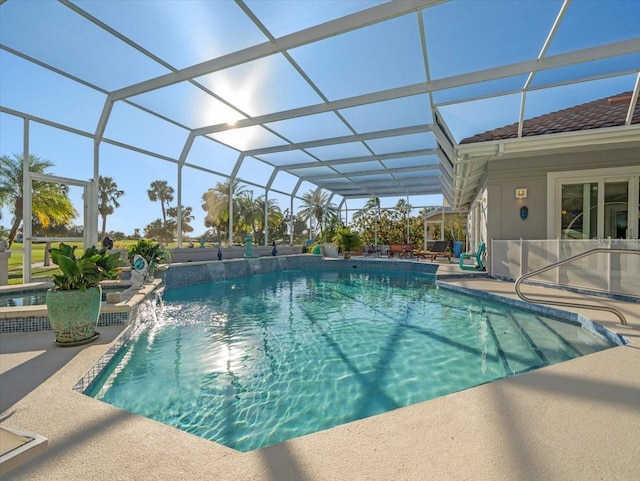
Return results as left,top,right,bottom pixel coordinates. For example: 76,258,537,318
520,206,529,220
133,255,148,272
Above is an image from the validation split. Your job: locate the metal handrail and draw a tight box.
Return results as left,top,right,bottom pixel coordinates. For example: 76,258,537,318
515,248,640,327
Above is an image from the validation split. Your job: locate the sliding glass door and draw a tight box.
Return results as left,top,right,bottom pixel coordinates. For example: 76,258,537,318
604,181,629,239
561,182,598,239
557,171,639,240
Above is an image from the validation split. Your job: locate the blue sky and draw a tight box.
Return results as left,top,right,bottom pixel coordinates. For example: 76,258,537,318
1,0,638,238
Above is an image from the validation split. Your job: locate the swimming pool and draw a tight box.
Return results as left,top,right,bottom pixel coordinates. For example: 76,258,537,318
86,267,619,452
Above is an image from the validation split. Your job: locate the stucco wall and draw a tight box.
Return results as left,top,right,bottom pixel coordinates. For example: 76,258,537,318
482,146,639,241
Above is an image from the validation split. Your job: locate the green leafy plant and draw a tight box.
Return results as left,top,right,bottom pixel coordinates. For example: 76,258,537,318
446,214,467,243
127,239,167,267
49,242,124,291
333,226,362,253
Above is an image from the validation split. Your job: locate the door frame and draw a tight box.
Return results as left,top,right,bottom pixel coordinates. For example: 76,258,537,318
547,166,640,240
23,172,97,283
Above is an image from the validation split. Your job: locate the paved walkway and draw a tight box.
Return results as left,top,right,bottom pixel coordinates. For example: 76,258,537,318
1,262,639,480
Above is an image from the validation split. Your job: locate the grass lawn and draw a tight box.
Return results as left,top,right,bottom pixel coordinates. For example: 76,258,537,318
4,240,177,285
6,242,77,284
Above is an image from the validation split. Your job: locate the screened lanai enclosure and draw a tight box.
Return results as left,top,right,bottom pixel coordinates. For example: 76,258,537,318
1,0,639,275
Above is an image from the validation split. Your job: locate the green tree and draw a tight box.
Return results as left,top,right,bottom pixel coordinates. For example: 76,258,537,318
289,212,308,245
98,176,124,239
147,180,174,224
0,153,76,247
167,205,194,235
256,195,283,244
298,187,337,241
352,197,381,245
234,192,283,244
201,179,247,244
275,208,302,244
236,191,260,239
394,199,412,243
144,218,175,243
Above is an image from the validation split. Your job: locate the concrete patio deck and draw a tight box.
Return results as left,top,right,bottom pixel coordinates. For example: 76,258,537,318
1,261,638,480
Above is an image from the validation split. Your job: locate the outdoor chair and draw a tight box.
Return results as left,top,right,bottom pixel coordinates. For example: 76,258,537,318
388,244,404,257
459,242,486,271
403,244,415,258
415,240,451,261
364,245,379,257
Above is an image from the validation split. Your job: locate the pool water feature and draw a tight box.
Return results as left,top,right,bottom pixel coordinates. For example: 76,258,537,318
86,268,619,452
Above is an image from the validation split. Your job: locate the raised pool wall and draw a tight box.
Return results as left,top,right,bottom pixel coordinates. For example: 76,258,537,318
157,254,439,289
0,281,162,334
168,245,302,263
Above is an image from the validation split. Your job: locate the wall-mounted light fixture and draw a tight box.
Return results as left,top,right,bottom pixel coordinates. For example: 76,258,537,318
515,188,527,199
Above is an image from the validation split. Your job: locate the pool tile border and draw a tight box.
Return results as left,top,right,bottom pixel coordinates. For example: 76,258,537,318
73,289,162,393
0,311,130,334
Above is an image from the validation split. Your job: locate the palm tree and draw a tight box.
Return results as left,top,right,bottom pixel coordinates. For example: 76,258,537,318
298,187,337,240
255,195,283,244
0,153,76,247
167,205,194,234
144,218,175,243
98,176,124,239
201,179,247,244
236,191,261,239
234,193,283,244
147,180,174,223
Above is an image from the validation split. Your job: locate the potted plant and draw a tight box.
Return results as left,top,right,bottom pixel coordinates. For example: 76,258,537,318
446,214,467,258
46,242,124,346
127,239,167,281
333,226,362,259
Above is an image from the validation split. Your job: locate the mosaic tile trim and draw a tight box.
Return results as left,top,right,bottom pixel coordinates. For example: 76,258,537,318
0,316,50,333
0,311,130,334
73,325,133,393
73,294,162,393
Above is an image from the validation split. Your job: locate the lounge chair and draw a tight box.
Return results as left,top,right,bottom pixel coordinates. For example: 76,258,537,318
415,240,451,261
388,244,404,257
459,242,486,271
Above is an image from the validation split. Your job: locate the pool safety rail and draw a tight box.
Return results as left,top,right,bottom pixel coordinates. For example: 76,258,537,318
515,248,640,327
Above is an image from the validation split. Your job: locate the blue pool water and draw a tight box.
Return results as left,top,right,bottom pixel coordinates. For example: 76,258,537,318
87,268,617,452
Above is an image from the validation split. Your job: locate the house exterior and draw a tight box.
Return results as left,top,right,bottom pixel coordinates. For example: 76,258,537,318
452,92,640,280
421,205,467,242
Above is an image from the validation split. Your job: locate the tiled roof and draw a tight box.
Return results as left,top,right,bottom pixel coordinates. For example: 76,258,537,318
460,92,640,144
